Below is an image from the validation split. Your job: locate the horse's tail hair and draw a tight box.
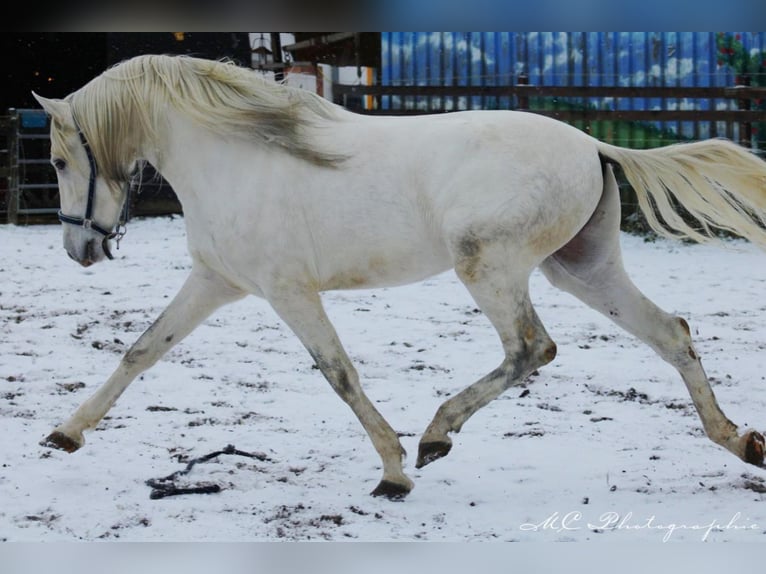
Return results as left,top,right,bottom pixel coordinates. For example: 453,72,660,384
595,138,766,247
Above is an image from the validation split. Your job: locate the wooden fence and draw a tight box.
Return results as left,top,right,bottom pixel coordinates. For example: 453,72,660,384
0,116,12,220
332,81,766,221
332,82,766,147
2,83,765,225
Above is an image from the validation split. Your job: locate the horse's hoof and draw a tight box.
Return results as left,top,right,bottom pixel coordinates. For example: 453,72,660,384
416,440,452,469
743,430,765,466
40,430,82,453
370,480,412,500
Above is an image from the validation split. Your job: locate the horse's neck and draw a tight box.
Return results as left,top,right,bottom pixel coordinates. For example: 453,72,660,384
152,112,287,208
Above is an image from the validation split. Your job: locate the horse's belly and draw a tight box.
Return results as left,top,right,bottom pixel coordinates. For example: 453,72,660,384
317,242,452,291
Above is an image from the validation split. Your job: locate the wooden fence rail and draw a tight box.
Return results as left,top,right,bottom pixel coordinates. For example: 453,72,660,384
2,83,765,225
332,82,766,223
333,84,766,100
332,83,766,148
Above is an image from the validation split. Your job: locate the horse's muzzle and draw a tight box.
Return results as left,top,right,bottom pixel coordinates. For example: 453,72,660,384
67,250,93,268
66,237,111,267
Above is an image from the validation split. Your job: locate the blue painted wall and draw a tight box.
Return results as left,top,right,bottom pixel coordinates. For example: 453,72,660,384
380,32,766,145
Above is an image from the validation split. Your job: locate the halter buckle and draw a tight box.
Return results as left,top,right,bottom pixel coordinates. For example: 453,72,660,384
112,223,128,249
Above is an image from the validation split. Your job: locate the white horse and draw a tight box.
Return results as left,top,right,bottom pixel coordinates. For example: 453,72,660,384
34,54,766,499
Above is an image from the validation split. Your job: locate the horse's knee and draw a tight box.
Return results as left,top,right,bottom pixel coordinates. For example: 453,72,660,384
311,353,361,400
123,346,150,366
122,344,165,372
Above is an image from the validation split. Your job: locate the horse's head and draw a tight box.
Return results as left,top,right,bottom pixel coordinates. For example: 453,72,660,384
33,92,128,267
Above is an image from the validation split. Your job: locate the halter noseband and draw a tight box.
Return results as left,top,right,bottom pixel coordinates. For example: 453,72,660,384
57,128,128,259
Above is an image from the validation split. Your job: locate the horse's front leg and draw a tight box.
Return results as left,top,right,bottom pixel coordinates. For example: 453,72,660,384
267,288,413,499
42,264,245,452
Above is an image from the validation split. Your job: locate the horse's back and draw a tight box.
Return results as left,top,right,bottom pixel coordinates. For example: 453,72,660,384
370,110,605,261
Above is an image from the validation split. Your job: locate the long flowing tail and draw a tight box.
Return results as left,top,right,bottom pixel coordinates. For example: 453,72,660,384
595,138,766,247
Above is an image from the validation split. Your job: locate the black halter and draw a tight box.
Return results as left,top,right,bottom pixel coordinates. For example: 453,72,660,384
58,128,128,259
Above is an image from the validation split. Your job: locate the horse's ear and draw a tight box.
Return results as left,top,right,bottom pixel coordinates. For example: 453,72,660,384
32,92,70,123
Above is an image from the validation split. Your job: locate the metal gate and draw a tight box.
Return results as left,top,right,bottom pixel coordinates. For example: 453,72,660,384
4,109,59,224
2,109,181,225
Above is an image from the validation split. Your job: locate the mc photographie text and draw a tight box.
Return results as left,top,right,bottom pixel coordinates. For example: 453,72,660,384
519,511,760,542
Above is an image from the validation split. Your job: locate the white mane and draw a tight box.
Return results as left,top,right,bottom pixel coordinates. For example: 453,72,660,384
56,54,346,181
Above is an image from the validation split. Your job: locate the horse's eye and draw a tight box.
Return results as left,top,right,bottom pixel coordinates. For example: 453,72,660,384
52,158,66,171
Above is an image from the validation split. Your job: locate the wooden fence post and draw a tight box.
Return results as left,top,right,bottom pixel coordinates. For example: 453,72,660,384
516,73,529,110
738,75,752,148
7,110,19,225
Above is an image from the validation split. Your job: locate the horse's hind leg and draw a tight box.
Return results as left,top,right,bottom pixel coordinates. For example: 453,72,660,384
417,241,557,468
540,164,764,467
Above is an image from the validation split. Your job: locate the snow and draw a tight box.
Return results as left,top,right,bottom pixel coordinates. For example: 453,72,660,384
1,215,766,543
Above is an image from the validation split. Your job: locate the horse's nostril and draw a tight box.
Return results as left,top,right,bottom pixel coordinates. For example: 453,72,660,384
79,240,97,267
65,240,98,267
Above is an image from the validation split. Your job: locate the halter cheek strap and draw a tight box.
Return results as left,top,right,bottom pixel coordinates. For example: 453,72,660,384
57,128,128,259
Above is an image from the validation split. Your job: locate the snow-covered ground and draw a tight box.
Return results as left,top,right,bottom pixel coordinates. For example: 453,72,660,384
2,216,766,543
